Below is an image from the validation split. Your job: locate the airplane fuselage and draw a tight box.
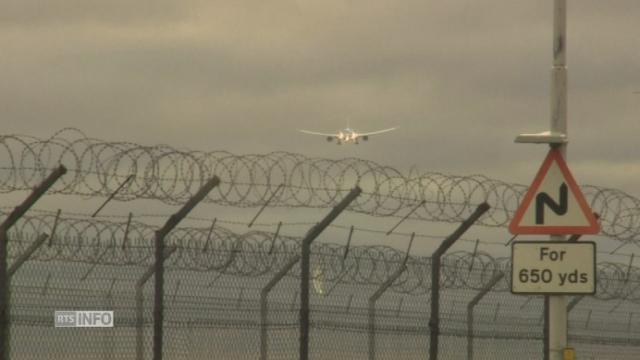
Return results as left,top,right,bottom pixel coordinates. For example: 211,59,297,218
336,128,364,144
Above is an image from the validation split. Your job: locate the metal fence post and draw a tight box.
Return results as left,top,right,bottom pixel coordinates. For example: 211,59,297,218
466,272,504,360
0,230,8,360
566,295,584,313
429,202,490,360
138,247,177,360
300,186,361,360
153,176,219,360
369,264,407,360
0,165,66,360
544,296,549,360
260,255,300,360
136,287,145,360
103,280,116,360
7,233,48,277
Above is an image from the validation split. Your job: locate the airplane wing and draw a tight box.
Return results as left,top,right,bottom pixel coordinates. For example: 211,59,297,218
359,127,397,136
298,129,337,137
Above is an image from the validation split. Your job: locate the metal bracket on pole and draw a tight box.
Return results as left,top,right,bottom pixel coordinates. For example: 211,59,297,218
92,174,135,218
207,272,223,287
345,294,353,314
0,166,66,231
466,272,504,360
202,218,217,253
610,242,629,255
299,186,361,360
386,200,426,235
107,278,117,298
567,213,599,243
172,280,181,305
468,239,479,272
323,265,353,297
493,303,501,322
566,295,585,313
122,212,133,250
260,255,300,360
48,209,61,247
429,202,490,360
514,131,567,144
608,300,623,314
584,310,592,329
505,234,519,247
248,184,284,228
343,225,355,260
404,232,415,265
268,221,282,255
153,176,219,360
520,296,534,309
624,254,635,284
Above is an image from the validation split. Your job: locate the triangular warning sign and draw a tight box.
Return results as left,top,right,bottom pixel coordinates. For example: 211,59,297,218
509,149,600,235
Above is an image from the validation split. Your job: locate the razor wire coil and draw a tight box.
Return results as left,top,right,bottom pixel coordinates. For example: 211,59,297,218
1,129,639,243
5,210,640,303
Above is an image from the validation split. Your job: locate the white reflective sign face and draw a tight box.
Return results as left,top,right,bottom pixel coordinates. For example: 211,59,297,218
511,242,596,294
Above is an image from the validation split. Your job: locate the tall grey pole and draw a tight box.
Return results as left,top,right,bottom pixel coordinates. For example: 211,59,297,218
549,1,568,360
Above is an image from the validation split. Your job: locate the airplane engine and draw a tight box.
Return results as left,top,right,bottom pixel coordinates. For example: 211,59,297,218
326,137,333,142
362,136,369,141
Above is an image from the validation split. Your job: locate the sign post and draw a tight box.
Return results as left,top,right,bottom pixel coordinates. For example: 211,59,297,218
512,2,600,359
548,4,569,359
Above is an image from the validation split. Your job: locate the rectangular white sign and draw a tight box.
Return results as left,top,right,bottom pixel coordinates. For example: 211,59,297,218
511,241,596,294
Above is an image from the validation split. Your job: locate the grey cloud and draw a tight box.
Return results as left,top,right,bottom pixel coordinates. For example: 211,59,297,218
1,0,639,198
1,0,196,27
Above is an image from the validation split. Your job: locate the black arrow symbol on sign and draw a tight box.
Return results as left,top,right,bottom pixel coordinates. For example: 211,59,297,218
535,183,568,224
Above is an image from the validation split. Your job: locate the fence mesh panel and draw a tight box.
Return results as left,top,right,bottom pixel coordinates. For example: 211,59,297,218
5,254,640,359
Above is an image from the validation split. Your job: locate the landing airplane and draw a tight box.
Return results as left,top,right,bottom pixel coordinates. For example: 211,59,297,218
298,126,396,144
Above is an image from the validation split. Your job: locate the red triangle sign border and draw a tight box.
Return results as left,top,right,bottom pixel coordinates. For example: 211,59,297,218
509,148,600,235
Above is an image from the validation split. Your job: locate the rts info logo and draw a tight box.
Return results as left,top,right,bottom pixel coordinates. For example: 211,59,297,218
55,311,114,328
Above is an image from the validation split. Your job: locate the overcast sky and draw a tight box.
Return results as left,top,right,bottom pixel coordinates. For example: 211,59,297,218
2,1,640,256
3,1,640,186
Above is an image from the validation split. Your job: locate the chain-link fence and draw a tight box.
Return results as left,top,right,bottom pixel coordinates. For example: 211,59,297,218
4,230,640,360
